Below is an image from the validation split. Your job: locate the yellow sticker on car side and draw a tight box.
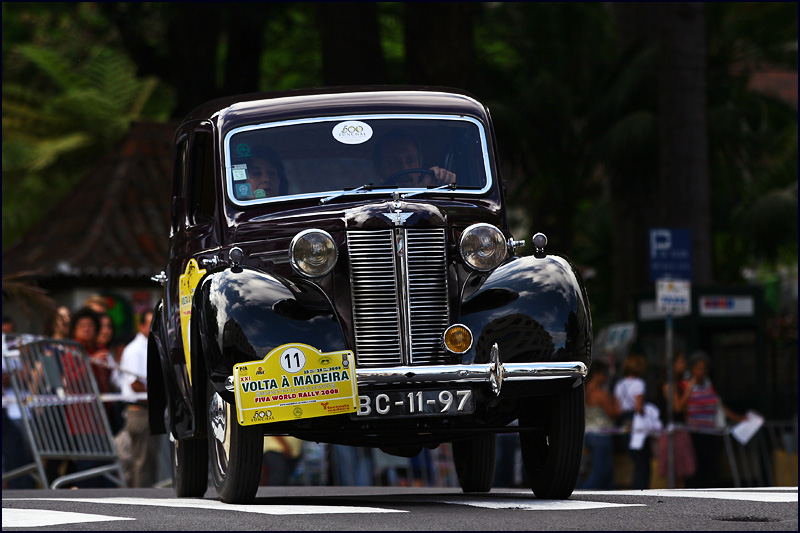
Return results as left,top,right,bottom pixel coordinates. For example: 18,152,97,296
233,343,358,426
178,259,206,384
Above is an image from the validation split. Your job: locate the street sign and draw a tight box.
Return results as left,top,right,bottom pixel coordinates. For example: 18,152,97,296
656,279,692,316
649,228,692,281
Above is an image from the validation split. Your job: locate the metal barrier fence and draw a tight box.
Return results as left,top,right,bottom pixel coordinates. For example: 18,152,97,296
2,337,126,489
585,417,798,489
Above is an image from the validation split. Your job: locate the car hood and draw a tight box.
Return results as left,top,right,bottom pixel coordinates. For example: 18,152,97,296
231,198,506,243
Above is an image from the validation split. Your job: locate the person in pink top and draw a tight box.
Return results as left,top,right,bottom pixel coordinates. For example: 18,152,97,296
679,351,744,488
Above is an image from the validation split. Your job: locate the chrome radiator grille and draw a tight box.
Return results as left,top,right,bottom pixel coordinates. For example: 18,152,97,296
348,228,450,367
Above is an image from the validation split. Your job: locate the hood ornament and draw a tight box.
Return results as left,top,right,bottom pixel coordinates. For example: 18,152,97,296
382,211,413,226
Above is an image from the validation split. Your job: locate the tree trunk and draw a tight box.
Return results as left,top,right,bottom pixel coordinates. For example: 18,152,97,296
656,2,712,285
609,2,711,321
222,3,270,96
403,3,477,91
317,2,386,86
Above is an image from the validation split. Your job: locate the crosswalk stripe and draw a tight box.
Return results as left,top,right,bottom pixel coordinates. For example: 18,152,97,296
437,499,644,510
3,497,407,515
575,489,798,503
2,508,135,528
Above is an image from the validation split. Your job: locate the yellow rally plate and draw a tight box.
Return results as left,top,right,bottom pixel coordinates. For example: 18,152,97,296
233,343,358,426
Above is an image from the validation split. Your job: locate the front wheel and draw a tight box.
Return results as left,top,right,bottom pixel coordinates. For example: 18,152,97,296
451,433,497,492
520,383,585,499
207,382,263,503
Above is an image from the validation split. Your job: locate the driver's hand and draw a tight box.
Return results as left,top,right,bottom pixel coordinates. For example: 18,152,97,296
430,167,456,185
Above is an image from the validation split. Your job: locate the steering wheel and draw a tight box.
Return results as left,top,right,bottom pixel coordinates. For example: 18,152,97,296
382,168,435,185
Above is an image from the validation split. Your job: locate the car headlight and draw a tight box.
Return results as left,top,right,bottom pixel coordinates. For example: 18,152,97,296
459,223,507,271
290,229,338,277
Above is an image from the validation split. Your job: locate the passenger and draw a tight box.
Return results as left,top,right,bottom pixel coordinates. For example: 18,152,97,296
233,147,288,200
373,130,455,187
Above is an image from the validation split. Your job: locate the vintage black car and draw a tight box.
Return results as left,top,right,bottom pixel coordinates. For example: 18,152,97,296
148,86,592,503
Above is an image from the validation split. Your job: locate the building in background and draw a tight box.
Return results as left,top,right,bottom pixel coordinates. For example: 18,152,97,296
2,121,177,338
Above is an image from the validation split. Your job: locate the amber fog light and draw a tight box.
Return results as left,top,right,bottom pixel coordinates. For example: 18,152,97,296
443,324,473,354
290,229,338,277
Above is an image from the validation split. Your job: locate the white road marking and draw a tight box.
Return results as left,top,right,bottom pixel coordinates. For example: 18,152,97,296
437,499,644,510
575,489,798,503
4,488,796,528
4,496,407,515
2,508,134,528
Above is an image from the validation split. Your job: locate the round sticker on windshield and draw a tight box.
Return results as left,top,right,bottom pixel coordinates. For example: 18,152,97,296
332,121,373,145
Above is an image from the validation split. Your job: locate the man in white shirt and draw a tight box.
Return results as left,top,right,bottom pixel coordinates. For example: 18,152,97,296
119,310,158,488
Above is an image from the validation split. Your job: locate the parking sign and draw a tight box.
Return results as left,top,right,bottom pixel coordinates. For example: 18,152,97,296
650,228,692,281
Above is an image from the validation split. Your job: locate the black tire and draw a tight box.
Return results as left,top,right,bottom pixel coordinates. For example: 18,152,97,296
452,433,497,492
520,383,585,499
172,435,208,497
207,382,263,503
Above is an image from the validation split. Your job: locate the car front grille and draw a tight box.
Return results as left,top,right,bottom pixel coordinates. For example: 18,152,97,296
348,228,450,367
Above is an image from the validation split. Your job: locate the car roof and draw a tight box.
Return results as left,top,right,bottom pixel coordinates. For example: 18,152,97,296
180,86,492,132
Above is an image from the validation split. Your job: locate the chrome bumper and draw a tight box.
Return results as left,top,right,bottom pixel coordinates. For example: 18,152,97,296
355,344,587,395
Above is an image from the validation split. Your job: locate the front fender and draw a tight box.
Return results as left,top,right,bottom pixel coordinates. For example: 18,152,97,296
193,265,347,403
458,254,592,367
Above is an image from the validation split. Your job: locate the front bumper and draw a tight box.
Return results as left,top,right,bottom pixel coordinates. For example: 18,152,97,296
355,344,587,395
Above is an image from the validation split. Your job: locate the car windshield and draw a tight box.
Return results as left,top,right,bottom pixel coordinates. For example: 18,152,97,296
224,115,492,205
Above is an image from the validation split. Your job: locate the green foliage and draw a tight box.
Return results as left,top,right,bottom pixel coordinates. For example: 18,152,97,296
2,12,173,249
259,5,321,91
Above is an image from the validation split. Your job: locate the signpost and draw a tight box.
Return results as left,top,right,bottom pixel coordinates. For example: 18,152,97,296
649,228,692,489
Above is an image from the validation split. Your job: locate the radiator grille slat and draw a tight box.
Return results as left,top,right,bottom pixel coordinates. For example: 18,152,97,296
348,228,449,367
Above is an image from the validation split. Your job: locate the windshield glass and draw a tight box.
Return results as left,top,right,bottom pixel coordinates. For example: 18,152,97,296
224,115,491,205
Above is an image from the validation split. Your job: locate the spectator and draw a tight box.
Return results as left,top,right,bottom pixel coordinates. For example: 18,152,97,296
118,310,160,487
44,306,71,339
62,306,115,487
579,361,619,490
96,313,125,435
260,436,303,486
494,422,521,488
84,294,108,314
331,445,373,486
71,307,115,421
656,351,696,485
2,317,36,489
613,352,652,489
679,351,744,488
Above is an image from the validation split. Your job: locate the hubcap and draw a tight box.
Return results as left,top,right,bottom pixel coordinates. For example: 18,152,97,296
209,391,229,476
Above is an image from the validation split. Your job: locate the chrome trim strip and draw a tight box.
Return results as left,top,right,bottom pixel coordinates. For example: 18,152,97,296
355,361,588,386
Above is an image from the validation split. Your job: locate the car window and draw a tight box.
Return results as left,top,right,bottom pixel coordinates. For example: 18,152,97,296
224,115,492,205
188,130,216,224
171,135,188,234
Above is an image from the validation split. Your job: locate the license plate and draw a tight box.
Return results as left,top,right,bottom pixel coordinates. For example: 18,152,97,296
354,389,474,419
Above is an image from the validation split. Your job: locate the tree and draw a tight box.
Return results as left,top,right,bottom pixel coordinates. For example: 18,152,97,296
2,38,171,249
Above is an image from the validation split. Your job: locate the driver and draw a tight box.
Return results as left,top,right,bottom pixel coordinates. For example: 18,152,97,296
373,130,455,187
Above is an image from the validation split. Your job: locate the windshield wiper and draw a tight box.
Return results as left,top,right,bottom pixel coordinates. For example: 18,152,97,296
401,182,457,199
320,183,373,205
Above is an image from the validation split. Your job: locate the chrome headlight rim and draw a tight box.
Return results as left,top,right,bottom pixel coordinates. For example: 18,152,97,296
289,228,338,278
459,222,507,272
